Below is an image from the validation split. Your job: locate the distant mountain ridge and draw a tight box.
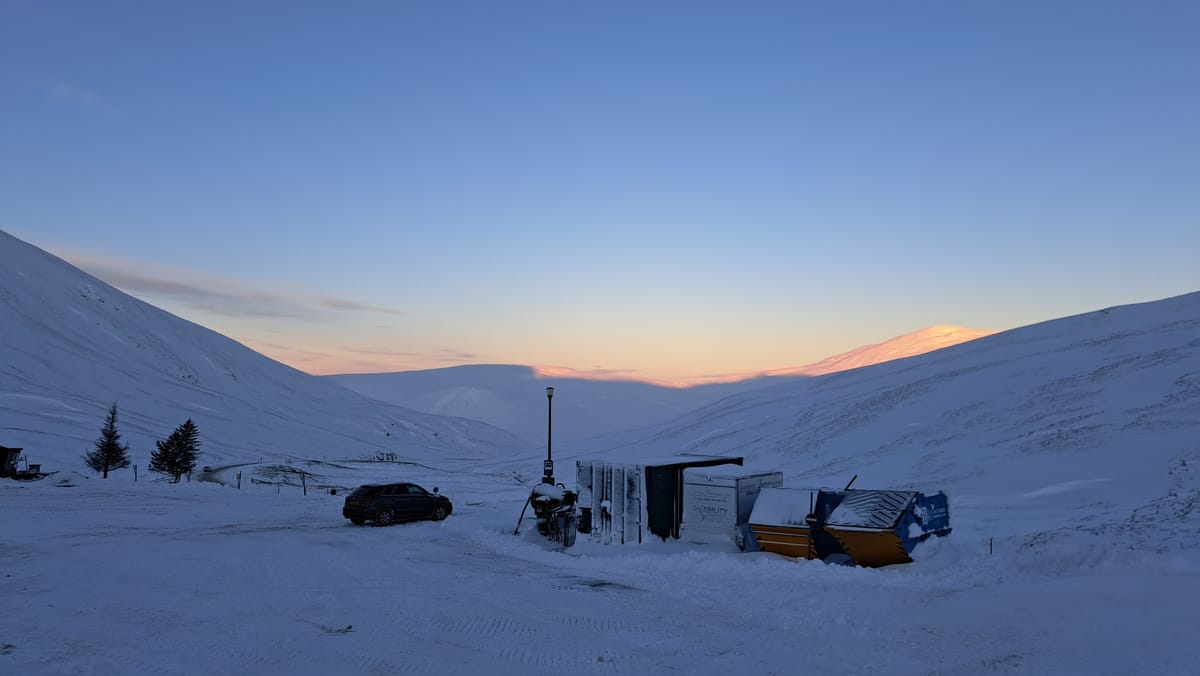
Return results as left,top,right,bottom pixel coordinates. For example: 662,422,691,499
327,365,767,446
325,326,994,445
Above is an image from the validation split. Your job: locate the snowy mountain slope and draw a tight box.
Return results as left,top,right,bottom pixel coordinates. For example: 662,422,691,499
0,230,526,471
592,292,1200,555
763,324,996,376
324,327,993,445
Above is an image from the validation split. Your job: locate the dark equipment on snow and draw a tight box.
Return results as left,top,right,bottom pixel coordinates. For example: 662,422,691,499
514,481,579,546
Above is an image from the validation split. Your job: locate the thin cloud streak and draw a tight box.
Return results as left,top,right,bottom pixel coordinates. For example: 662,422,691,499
314,297,403,315
341,347,425,358
236,339,331,363
67,254,404,319
231,338,480,377
433,349,481,363
81,266,314,319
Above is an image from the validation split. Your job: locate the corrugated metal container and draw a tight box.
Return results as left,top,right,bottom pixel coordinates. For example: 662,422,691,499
576,461,643,545
575,454,745,544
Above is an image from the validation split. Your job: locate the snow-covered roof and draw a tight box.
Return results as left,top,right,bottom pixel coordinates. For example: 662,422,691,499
682,465,781,481
577,453,743,469
748,487,817,526
825,490,917,531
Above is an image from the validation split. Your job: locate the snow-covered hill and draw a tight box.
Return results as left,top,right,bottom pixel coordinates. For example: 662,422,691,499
326,364,773,445
0,230,525,470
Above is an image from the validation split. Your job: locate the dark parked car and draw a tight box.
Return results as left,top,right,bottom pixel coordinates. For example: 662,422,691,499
342,482,453,526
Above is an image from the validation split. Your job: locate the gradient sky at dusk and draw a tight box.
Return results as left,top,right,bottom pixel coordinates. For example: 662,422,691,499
3,1,1197,383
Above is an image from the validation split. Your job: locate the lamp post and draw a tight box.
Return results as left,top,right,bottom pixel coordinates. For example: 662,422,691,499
543,386,555,484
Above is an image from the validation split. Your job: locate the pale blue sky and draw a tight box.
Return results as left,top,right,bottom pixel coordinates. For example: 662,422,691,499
3,1,1197,383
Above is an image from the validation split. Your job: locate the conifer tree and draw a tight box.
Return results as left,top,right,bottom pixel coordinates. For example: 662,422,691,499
149,419,201,482
84,402,131,478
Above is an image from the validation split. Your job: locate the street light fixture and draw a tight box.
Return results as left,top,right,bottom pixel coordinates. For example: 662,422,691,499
543,386,555,484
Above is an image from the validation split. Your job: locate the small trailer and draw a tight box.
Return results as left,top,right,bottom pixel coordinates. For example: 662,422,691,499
680,467,783,548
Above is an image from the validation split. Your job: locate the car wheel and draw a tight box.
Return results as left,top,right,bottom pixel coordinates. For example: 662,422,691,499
350,517,365,526
431,505,448,521
374,507,394,526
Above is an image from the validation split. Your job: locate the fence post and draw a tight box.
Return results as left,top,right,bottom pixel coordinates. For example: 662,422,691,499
302,472,307,496
237,471,242,490
134,464,138,482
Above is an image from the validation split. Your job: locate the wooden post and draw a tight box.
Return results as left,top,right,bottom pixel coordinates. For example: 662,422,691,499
134,464,138,482
302,471,307,496
237,471,242,490
989,538,993,555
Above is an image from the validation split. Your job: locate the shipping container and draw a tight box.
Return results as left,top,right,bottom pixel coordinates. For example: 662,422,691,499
575,454,745,544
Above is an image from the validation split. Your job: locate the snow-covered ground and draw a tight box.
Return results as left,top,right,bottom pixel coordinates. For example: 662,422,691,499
3,462,1196,676
3,230,1199,674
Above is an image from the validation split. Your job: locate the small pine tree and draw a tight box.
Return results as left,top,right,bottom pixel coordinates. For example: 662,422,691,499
149,418,201,482
148,431,178,481
84,402,131,479
177,419,199,475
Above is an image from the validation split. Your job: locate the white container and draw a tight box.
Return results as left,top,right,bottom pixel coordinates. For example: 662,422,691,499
681,468,784,543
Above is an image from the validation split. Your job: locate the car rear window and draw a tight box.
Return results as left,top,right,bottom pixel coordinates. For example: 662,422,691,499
351,485,380,497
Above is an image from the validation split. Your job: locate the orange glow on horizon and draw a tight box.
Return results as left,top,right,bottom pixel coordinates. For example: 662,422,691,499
530,365,756,388
237,324,997,388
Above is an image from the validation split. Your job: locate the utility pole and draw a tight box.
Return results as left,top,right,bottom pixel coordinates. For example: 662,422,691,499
543,386,555,484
